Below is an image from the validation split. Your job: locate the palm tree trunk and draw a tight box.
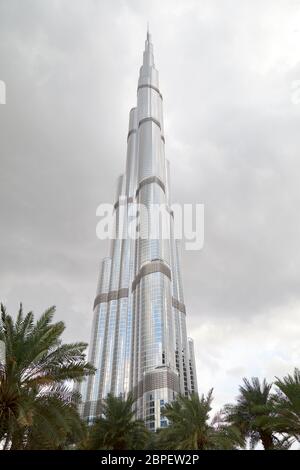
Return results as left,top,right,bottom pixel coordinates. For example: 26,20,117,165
260,432,274,450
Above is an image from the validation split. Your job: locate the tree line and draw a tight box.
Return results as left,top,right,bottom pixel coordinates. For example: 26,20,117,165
0,304,299,450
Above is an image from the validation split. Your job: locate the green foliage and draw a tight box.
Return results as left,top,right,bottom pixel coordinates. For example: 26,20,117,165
223,376,295,449
0,303,95,449
156,391,244,450
86,393,150,450
224,377,275,449
271,369,300,441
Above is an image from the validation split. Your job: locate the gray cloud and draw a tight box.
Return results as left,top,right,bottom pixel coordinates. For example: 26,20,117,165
0,0,299,408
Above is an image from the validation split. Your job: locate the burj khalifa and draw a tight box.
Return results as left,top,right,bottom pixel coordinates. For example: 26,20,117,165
80,30,198,431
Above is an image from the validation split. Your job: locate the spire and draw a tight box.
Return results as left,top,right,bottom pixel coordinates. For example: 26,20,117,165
142,23,154,69
146,22,152,46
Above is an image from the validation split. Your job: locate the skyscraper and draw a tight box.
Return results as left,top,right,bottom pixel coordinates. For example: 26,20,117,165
80,30,198,430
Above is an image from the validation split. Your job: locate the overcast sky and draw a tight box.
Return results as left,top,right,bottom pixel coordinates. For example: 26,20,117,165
1,0,300,412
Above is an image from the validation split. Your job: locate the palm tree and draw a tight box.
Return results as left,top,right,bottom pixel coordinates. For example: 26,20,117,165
224,377,279,449
0,303,94,449
271,369,300,442
87,393,149,450
157,391,244,450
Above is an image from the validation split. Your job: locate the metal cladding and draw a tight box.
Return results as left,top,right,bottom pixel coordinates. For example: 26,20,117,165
80,30,198,430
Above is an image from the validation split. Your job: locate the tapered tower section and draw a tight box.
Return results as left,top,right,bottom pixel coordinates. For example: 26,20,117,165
80,31,198,430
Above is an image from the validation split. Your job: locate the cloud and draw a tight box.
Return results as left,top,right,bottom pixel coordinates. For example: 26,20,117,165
189,301,300,411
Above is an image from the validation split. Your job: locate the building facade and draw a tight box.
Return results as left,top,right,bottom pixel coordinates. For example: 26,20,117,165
80,30,198,430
